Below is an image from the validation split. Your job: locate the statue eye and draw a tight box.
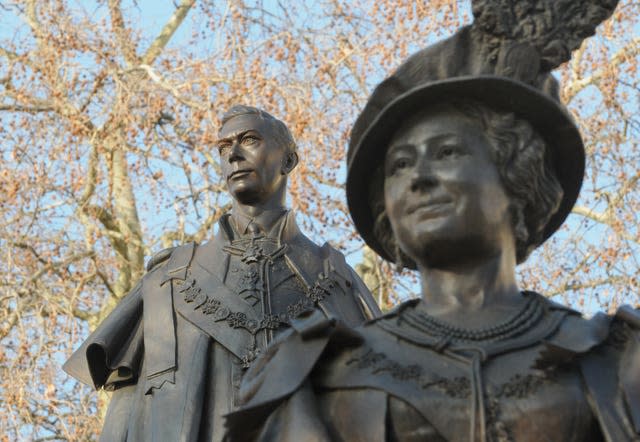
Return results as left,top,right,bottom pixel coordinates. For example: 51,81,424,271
242,135,259,145
386,157,412,176
385,145,416,176
395,158,410,169
218,143,231,154
437,145,462,159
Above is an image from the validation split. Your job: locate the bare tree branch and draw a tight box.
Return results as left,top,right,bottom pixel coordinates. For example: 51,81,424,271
110,144,144,295
136,64,209,110
78,145,100,207
572,205,639,245
24,0,44,39
0,46,19,61
565,37,640,101
24,251,95,286
0,104,55,113
107,0,139,66
83,204,129,262
141,0,196,65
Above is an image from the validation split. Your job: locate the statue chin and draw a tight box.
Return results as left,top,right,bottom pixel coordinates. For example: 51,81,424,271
228,186,261,205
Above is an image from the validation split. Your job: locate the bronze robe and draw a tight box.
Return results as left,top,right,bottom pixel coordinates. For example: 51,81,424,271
64,211,380,442
228,293,640,442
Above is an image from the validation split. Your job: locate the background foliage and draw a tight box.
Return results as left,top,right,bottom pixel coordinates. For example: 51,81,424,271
0,0,638,439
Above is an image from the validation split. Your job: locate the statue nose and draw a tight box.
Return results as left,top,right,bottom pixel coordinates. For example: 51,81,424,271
410,164,437,192
228,142,244,163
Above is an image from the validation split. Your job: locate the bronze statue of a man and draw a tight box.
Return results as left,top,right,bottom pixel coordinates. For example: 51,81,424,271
63,105,380,441
226,2,639,441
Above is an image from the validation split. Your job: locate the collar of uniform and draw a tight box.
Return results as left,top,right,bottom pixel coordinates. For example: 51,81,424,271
230,208,287,237
220,209,301,243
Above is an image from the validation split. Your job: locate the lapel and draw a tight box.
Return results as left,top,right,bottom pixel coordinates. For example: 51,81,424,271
171,211,353,362
276,212,323,287
173,223,258,360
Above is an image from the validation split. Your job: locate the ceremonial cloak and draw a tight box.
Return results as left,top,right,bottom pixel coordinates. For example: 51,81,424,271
227,294,640,442
64,210,380,442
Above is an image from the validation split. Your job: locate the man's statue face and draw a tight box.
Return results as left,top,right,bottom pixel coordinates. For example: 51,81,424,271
217,114,288,206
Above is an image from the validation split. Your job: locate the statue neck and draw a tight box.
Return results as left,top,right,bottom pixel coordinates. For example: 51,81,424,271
417,248,522,327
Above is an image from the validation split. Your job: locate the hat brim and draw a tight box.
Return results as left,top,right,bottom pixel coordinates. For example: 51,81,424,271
347,76,585,266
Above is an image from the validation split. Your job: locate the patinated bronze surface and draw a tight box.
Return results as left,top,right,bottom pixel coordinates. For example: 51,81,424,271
63,106,380,441
227,1,639,441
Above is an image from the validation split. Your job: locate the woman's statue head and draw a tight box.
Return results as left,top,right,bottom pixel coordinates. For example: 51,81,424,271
347,75,584,271
370,100,564,269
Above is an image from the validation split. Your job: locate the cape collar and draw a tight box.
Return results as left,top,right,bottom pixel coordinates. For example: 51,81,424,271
189,210,307,286
219,209,301,244
226,208,288,238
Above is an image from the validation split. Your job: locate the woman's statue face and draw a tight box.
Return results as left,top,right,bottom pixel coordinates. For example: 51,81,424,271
383,109,515,268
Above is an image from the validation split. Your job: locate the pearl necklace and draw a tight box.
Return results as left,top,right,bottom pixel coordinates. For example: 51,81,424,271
401,294,544,342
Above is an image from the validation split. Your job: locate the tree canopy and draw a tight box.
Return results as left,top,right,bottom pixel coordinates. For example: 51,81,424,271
0,0,638,439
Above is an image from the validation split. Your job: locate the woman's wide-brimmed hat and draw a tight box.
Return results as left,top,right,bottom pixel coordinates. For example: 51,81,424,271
346,26,585,266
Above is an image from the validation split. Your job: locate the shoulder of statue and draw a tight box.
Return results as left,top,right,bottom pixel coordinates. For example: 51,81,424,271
613,304,640,330
529,290,580,315
533,295,610,367
364,298,420,328
605,304,640,359
574,304,640,438
613,305,640,435
319,242,381,317
145,241,197,276
320,242,367,291
320,242,350,276
546,303,640,356
146,246,176,272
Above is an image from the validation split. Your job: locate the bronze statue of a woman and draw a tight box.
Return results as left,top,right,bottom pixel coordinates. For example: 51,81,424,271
226,1,639,441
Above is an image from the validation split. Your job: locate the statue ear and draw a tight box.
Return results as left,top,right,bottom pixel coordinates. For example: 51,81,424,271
281,152,298,175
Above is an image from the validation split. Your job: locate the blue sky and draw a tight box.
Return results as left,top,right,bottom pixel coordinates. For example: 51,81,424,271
1,1,637,313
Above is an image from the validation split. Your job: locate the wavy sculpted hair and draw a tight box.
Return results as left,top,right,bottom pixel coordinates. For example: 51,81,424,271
220,105,297,155
369,100,564,268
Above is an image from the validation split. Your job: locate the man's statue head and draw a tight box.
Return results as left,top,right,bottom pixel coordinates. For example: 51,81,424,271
216,105,299,211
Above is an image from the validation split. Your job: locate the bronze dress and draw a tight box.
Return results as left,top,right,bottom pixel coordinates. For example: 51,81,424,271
64,210,379,442
228,292,640,441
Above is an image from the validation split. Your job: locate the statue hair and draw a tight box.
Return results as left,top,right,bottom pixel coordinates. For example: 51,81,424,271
370,99,564,268
220,105,297,155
